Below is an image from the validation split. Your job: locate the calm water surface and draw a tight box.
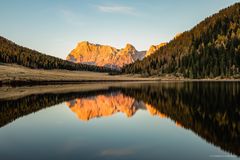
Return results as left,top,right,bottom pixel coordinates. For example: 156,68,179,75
0,82,239,160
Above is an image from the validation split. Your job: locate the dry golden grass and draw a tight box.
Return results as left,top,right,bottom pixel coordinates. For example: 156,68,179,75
0,63,159,83
1,63,238,86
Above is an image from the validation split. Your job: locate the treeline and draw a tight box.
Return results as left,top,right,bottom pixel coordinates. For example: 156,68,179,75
122,3,240,78
0,88,119,128
0,36,118,73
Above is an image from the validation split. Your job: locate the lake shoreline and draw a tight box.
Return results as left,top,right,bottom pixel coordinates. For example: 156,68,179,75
2,79,240,87
1,63,240,86
0,82,156,100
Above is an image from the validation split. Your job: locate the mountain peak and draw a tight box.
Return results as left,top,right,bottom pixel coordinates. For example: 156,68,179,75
125,43,135,49
66,42,146,69
122,43,137,54
78,41,90,45
66,41,168,68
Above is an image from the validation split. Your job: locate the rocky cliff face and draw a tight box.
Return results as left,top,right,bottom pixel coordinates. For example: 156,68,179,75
66,42,146,69
66,41,167,69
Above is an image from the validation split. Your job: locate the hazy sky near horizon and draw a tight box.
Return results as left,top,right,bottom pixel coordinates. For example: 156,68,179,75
0,0,239,59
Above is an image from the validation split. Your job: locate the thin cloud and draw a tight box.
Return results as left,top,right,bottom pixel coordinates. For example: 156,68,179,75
59,9,84,26
97,5,136,15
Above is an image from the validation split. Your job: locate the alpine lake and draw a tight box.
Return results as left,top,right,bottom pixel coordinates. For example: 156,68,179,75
0,82,239,160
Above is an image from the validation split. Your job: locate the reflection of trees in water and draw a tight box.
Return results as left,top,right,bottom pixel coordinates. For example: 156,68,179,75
118,82,240,156
0,82,239,156
0,89,119,128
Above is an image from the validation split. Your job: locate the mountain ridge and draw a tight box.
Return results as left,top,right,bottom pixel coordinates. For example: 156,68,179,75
66,41,167,69
67,41,147,69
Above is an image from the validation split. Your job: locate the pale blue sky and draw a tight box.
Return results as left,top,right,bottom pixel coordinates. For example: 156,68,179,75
0,0,239,59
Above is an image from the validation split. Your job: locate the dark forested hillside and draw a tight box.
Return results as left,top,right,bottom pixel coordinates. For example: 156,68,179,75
122,3,240,78
0,36,115,72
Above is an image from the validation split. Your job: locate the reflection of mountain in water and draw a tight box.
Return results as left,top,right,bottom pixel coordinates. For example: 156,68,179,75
0,82,239,156
67,93,140,120
0,89,116,127
66,93,168,121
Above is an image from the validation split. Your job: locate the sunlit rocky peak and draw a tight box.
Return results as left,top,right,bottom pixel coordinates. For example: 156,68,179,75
66,40,172,69
66,42,146,69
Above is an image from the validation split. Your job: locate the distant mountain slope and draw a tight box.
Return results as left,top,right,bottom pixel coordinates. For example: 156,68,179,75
0,36,113,72
123,3,240,78
67,42,146,69
145,43,167,57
